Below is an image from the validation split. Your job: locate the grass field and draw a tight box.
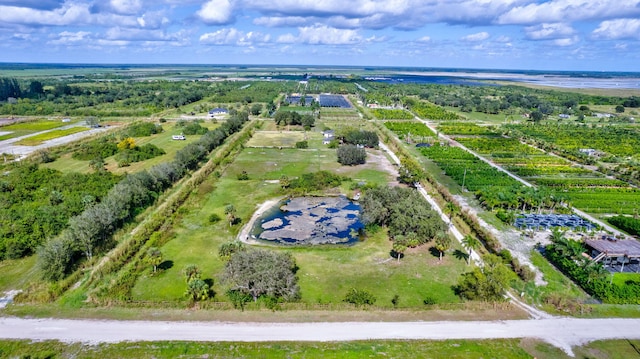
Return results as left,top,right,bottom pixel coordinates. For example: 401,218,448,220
3,338,640,358
0,119,80,140
246,130,313,148
15,127,89,145
42,121,218,175
0,256,39,293
0,338,561,359
130,143,466,307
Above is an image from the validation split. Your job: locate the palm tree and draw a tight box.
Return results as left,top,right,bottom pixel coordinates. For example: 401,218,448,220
462,235,481,265
549,227,566,243
444,201,458,221
434,231,452,261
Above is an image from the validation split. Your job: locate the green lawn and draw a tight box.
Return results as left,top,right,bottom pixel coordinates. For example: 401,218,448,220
131,145,465,306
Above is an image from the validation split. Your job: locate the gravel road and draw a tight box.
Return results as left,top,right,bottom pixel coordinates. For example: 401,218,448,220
1,317,640,356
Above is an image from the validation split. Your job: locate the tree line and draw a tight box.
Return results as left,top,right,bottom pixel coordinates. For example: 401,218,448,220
38,112,250,280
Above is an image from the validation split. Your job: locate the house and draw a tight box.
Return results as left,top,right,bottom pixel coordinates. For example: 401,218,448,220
172,134,186,140
208,108,228,119
579,148,597,156
62,118,71,123
559,114,570,119
322,130,335,145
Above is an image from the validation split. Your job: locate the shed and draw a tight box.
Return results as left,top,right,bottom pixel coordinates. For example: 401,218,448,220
585,239,640,272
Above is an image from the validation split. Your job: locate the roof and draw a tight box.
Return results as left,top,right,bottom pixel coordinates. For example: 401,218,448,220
585,239,640,258
209,107,228,114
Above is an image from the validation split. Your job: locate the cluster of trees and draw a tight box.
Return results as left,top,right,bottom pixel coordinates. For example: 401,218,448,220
125,122,163,137
0,165,120,259
361,186,446,259
37,111,249,280
177,121,208,135
545,232,640,304
273,111,315,129
455,254,513,301
339,129,378,148
115,141,166,167
608,215,640,237
337,144,366,165
221,249,300,303
281,171,346,194
0,78,22,101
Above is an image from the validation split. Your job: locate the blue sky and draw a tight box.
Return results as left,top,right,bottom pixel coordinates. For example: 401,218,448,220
0,0,639,71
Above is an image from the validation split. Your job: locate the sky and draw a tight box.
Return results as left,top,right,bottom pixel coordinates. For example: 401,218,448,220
0,0,639,71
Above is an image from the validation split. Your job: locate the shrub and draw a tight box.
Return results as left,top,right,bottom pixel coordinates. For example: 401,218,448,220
343,288,376,306
208,213,221,223
237,171,249,180
295,140,308,149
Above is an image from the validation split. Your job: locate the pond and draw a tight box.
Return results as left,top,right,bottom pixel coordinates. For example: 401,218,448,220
249,196,364,245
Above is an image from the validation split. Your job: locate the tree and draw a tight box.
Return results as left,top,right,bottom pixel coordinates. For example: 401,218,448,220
185,278,210,301
462,235,481,265
146,247,162,273
89,157,106,172
37,235,75,281
279,174,290,189
117,137,136,150
392,235,410,262
250,103,263,116
444,201,458,221
615,105,625,113
221,249,300,302
530,110,543,122
337,144,366,165
182,264,201,283
455,254,512,301
434,231,452,261
218,241,245,260
224,204,237,227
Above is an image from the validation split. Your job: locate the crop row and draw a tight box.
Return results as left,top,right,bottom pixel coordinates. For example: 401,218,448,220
410,101,460,121
437,122,496,135
506,123,640,158
563,188,640,214
384,121,436,137
371,108,414,119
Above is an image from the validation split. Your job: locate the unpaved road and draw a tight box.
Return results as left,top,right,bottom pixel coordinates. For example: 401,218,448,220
2,317,640,356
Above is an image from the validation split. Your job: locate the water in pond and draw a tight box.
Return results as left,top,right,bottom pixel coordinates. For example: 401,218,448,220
250,196,364,245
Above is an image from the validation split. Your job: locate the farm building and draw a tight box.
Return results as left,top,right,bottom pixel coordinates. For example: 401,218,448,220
585,239,640,273
514,214,596,230
208,108,228,119
322,130,335,145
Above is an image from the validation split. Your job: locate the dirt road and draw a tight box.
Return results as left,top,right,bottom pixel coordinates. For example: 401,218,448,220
1,316,640,356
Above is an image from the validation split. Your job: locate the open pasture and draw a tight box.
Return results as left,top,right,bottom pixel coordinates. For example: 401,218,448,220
132,144,466,307
245,130,314,148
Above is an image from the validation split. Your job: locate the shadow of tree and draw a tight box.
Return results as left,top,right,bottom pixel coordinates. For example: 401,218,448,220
428,246,441,258
453,249,469,262
158,260,174,271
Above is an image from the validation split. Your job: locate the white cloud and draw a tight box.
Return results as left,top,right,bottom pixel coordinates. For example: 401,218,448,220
253,16,308,27
0,2,90,26
48,30,91,45
200,28,269,45
110,0,142,15
277,24,362,45
461,31,489,42
498,0,640,25
197,0,234,25
416,35,431,43
525,23,574,40
593,19,640,40
553,36,578,46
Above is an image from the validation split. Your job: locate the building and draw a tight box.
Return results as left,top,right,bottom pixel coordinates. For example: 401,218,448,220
172,134,186,140
208,108,228,119
322,130,335,145
585,239,640,273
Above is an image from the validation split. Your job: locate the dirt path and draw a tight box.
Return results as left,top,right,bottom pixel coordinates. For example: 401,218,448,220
238,197,284,244
1,316,639,356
